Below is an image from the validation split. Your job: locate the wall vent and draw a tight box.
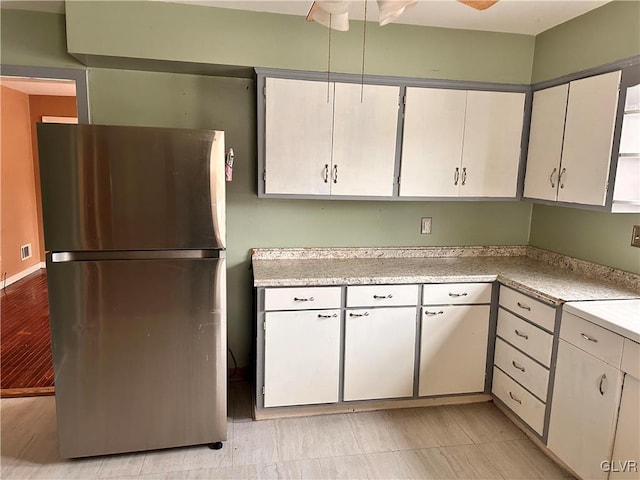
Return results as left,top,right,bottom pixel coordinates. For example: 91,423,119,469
20,243,32,261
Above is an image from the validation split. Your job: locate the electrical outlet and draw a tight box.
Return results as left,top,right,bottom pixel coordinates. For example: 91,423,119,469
420,217,432,234
632,225,640,248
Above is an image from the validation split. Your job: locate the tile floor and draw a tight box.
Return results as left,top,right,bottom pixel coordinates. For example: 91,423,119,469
1,382,574,479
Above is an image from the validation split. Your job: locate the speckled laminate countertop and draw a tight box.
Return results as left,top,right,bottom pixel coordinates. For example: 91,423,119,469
252,247,640,305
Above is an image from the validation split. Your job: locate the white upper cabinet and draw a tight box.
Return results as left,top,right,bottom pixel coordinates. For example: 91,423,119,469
400,88,524,198
332,83,400,197
399,87,466,197
559,70,621,205
460,90,525,197
264,77,333,195
612,83,640,212
524,70,623,207
523,84,569,201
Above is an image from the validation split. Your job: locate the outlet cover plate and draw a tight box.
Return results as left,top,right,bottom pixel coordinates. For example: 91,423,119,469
632,225,640,248
421,217,432,234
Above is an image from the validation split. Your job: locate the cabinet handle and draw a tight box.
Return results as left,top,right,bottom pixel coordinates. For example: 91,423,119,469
509,391,522,404
599,374,607,395
454,167,460,185
349,312,369,317
461,167,467,186
293,297,315,302
514,329,529,340
323,164,329,183
511,360,526,372
425,310,444,316
317,313,337,318
581,333,598,343
333,164,338,184
516,302,531,311
373,294,393,299
549,167,557,188
559,167,566,189
448,292,468,298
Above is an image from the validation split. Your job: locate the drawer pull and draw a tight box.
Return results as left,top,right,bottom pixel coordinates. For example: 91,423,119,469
511,360,526,372
509,391,522,404
516,302,531,311
581,333,598,343
373,294,393,299
317,313,337,319
349,312,369,317
599,374,607,395
514,329,529,340
448,292,468,297
425,310,444,316
294,297,314,302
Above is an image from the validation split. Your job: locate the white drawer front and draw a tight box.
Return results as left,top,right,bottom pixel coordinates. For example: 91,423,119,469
347,284,419,307
497,308,553,367
622,339,640,379
560,311,624,368
265,287,342,311
494,337,549,401
499,286,556,332
422,282,491,305
492,366,546,435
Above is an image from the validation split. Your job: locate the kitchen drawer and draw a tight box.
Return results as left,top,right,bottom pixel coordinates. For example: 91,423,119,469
422,282,491,305
264,286,342,311
347,284,419,307
492,366,545,435
560,311,624,368
499,286,556,332
494,337,549,401
621,339,640,379
497,308,553,367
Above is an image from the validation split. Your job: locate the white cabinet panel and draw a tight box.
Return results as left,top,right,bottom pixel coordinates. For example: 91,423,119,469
264,286,342,311
496,309,553,367
264,78,333,195
460,90,525,198
560,311,624,368
558,70,621,206
548,339,623,480
499,286,556,332
346,284,418,307
523,84,569,201
332,83,399,196
344,307,416,401
492,366,546,435
610,375,640,479
494,338,549,401
419,305,489,396
264,310,341,407
422,282,491,305
399,87,466,197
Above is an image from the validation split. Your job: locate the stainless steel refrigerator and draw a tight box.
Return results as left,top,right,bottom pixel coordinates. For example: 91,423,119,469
37,124,227,459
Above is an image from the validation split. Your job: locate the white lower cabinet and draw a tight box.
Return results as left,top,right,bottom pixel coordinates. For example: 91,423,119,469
264,309,341,407
548,339,623,480
419,305,489,396
610,374,640,479
344,307,416,401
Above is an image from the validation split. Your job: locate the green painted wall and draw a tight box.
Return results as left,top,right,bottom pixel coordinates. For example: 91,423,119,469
65,1,534,83
528,0,640,276
532,0,640,83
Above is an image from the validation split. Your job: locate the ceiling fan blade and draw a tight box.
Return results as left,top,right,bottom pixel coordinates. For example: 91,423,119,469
457,0,499,11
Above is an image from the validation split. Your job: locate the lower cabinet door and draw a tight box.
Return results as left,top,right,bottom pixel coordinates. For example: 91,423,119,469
610,374,640,479
264,310,341,407
548,340,623,480
344,307,417,401
419,305,490,396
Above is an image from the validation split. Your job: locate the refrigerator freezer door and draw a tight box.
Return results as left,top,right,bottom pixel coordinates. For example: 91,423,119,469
37,124,225,251
47,254,227,458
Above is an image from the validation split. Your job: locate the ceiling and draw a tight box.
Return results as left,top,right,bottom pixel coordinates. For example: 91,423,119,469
0,0,611,35
0,76,77,96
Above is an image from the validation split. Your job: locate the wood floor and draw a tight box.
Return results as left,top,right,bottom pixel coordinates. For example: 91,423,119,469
0,382,574,480
0,270,54,396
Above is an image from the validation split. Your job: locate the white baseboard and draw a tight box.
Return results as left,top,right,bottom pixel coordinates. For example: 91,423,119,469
2,262,46,288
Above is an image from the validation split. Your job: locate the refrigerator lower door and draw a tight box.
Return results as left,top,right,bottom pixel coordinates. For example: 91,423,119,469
46,254,226,458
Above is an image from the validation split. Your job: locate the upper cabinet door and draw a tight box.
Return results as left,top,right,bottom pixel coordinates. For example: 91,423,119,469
523,84,569,201
264,78,333,195
460,91,525,198
331,83,400,197
399,87,466,197
557,71,621,206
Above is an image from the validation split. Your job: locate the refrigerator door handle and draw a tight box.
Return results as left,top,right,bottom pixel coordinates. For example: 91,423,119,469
210,131,226,249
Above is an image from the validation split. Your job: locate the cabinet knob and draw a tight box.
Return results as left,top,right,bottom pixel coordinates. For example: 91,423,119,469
293,297,314,302
454,167,460,186
516,302,531,311
317,313,337,319
333,164,338,184
509,391,522,404
323,164,329,183
461,167,467,186
559,167,567,189
373,294,393,299
425,310,444,316
512,360,526,372
549,167,557,188
581,333,598,343
599,374,607,395
349,312,369,317
514,329,529,340
448,292,468,298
